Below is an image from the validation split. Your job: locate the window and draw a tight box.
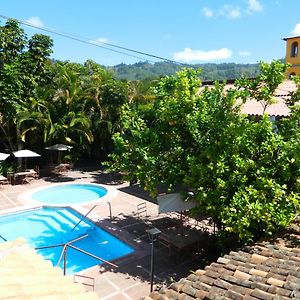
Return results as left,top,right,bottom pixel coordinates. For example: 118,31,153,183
289,72,296,79
291,41,298,57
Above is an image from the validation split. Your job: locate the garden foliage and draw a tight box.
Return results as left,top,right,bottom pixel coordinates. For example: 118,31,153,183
109,63,300,244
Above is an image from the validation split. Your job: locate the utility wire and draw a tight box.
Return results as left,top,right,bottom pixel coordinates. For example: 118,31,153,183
0,14,191,67
0,14,155,63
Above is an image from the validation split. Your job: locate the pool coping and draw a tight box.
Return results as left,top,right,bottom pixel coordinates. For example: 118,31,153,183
17,182,118,208
64,204,151,274
0,169,191,299
0,203,150,277
74,217,151,276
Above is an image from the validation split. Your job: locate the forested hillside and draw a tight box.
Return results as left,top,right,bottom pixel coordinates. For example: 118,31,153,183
109,61,262,81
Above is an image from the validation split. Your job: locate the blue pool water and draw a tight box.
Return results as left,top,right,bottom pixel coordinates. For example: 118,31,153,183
31,184,108,204
0,207,134,274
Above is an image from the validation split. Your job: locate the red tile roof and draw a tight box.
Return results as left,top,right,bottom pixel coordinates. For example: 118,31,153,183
143,228,300,300
202,80,297,117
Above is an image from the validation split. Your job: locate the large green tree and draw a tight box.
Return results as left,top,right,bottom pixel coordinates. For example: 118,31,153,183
0,19,53,151
108,62,300,244
17,61,93,154
17,59,129,159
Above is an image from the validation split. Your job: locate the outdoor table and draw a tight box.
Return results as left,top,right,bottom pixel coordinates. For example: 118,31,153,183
13,170,38,184
158,226,203,256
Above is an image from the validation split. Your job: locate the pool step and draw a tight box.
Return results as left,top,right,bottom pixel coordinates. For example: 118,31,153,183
60,227,95,244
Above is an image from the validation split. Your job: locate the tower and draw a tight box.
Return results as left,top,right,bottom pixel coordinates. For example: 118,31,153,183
283,36,300,78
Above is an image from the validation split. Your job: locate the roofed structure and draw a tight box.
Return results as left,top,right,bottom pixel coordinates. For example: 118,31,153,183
240,80,296,117
201,80,297,117
143,227,300,300
283,36,300,78
0,238,98,299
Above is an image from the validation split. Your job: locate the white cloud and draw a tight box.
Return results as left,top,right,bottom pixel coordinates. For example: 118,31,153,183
203,7,214,18
291,23,300,35
25,16,44,27
247,0,263,12
239,51,252,57
220,5,241,19
173,48,232,63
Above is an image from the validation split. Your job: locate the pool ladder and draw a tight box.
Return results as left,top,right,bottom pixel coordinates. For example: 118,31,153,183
0,234,7,241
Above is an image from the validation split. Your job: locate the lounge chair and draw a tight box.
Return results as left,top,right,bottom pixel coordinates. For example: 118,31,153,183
25,167,39,179
0,175,9,185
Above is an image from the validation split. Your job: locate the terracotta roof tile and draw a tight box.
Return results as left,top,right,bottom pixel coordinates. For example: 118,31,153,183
218,257,231,265
243,295,259,300
200,274,216,285
182,283,198,297
272,295,291,300
0,238,98,300
236,266,252,274
266,277,285,287
275,287,291,297
143,231,300,300
251,288,273,300
233,270,251,281
195,289,209,299
251,282,270,292
192,280,212,292
249,274,267,284
225,289,243,300
255,265,271,273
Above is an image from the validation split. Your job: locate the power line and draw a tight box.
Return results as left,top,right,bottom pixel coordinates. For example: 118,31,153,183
0,14,191,67
0,14,155,63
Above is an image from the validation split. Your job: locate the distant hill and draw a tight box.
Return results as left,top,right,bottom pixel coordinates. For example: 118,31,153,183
108,61,261,81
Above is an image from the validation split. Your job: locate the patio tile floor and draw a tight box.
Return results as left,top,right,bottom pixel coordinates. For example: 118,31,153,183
0,167,217,299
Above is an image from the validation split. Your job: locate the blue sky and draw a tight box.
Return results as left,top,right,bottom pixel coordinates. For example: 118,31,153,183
1,0,299,66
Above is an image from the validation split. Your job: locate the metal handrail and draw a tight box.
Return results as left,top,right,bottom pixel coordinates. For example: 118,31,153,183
56,234,89,267
35,243,64,250
74,274,95,290
107,201,112,219
71,205,98,231
36,232,118,275
71,201,114,231
0,234,7,241
68,244,118,268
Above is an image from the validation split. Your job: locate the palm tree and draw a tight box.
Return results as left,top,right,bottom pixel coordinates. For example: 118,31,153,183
17,62,93,152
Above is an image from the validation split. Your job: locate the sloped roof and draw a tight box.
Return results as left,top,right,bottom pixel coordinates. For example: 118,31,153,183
201,80,297,117
283,36,300,41
143,228,300,300
0,238,98,300
240,80,297,117
240,97,291,117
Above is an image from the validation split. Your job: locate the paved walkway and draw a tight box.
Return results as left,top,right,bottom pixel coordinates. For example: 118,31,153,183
0,167,216,300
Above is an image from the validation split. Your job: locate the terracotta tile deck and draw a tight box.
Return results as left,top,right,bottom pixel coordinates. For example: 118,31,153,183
0,167,213,300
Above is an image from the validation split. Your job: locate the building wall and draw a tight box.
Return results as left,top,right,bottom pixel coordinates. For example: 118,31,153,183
285,36,300,78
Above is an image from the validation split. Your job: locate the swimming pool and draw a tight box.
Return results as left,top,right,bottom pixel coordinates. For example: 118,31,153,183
0,207,134,274
30,183,108,205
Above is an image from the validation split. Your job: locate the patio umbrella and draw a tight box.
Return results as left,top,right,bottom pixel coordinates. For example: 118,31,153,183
157,193,196,214
12,149,41,169
157,192,197,235
45,144,73,151
13,150,41,158
45,144,72,163
0,152,10,161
